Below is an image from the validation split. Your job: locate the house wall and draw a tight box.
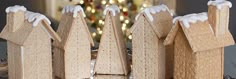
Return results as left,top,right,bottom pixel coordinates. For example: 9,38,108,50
174,28,224,79
63,18,91,78
132,16,165,79
174,28,197,79
52,47,65,78
23,24,52,79
7,41,23,79
195,48,223,79
95,14,124,75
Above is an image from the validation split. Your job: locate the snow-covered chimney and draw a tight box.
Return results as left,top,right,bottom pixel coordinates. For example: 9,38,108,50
5,5,26,32
208,0,232,37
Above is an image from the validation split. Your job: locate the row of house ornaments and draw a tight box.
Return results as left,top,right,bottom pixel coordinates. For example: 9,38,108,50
0,5,130,79
0,0,234,79
130,0,234,79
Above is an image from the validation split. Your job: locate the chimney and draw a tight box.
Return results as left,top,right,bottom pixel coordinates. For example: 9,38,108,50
6,5,26,32
208,0,232,37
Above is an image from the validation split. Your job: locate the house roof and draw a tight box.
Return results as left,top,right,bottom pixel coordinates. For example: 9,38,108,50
98,10,129,74
130,4,173,38
164,13,234,52
0,20,61,46
0,9,61,45
53,6,94,49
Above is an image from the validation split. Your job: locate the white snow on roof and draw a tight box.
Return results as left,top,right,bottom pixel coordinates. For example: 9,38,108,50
62,5,86,18
173,12,208,28
208,0,232,9
5,5,26,13
103,5,120,16
25,11,51,27
135,4,171,21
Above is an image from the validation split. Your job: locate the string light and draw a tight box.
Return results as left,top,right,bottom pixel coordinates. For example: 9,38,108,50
101,0,106,5
118,0,124,3
99,20,103,24
92,32,96,37
109,0,115,4
86,6,92,12
122,23,126,31
80,0,84,4
122,7,128,12
125,20,129,24
91,9,96,13
128,35,132,39
143,4,147,7
120,16,124,21
98,30,103,34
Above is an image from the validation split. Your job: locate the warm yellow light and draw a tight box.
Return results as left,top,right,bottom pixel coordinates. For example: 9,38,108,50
92,32,96,37
118,0,124,3
143,4,147,7
98,30,103,34
91,9,96,13
120,16,124,21
101,0,106,5
99,20,103,24
109,0,115,4
128,35,132,39
122,24,126,31
123,7,128,12
140,7,144,10
80,0,84,4
86,6,92,11
125,20,129,24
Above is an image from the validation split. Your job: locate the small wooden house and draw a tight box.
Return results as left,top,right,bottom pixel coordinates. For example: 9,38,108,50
164,0,234,78
130,4,173,79
52,5,94,79
94,5,130,75
0,5,61,79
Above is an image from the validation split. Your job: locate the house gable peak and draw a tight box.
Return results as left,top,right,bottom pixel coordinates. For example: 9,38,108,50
135,4,172,21
103,5,120,16
62,5,86,18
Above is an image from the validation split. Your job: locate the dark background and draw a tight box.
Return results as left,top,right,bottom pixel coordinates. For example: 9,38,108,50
0,0,235,77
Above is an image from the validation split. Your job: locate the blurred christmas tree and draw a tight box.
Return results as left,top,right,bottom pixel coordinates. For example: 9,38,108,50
75,0,149,43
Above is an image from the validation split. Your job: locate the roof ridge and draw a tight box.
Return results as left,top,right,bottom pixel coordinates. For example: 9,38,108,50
62,5,86,18
103,5,120,16
25,11,51,27
135,4,172,21
173,12,208,28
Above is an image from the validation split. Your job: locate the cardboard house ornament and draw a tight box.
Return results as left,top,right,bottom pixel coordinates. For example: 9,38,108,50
130,4,173,79
52,5,94,79
164,0,234,78
0,5,61,79
94,5,130,75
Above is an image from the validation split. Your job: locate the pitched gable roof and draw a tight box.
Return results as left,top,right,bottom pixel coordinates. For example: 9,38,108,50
164,13,234,52
0,20,61,45
53,13,94,49
53,6,94,49
130,4,173,38
99,9,129,74
0,7,61,45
